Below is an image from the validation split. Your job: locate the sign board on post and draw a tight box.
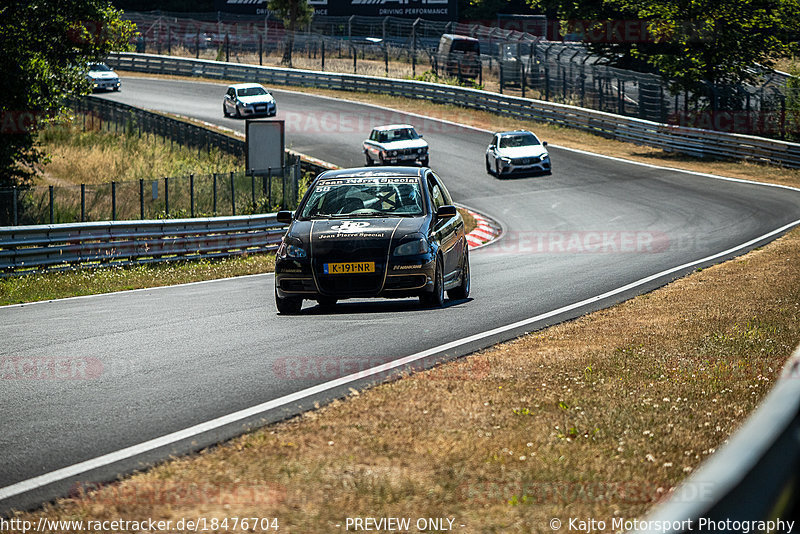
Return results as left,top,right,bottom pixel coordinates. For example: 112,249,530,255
246,119,285,172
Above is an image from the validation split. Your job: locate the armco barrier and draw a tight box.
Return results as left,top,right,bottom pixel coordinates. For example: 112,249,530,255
0,214,285,274
107,52,800,168
632,345,800,532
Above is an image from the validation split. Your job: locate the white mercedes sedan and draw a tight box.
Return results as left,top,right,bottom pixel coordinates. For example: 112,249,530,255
486,130,551,177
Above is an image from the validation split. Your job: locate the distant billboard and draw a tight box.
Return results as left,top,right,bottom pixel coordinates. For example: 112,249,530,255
215,0,457,20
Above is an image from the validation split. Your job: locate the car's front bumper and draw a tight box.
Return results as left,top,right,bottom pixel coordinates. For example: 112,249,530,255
239,103,277,116
499,158,551,175
275,253,436,300
91,79,121,91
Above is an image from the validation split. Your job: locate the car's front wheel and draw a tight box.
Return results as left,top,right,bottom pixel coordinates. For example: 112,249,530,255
485,156,493,175
448,247,470,300
365,153,373,166
420,259,445,308
223,104,229,117
420,157,429,167
275,288,302,314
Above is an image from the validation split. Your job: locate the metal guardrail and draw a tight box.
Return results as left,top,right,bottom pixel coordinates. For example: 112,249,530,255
0,214,285,274
633,345,800,532
107,52,800,168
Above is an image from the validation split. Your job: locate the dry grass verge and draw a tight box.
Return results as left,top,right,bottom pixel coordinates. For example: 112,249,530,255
16,227,800,532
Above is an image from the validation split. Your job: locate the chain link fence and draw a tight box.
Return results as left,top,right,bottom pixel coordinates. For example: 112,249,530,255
121,11,799,140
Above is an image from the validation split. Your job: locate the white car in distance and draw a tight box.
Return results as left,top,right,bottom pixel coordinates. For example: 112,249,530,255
223,83,277,118
486,130,551,177
86,62,121,92
363,124,429,167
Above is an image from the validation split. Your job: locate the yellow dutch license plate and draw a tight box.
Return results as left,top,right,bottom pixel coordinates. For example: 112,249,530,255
324,262,375,275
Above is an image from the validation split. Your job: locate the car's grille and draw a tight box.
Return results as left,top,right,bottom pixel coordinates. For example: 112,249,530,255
513,157,535,165
254,104,271,112
313,247,387,295
317,274,384,295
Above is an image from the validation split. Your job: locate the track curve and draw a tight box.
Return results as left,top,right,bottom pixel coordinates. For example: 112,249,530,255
2,76,799,512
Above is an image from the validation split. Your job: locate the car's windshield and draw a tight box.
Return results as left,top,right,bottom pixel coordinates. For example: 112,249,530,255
299,177,424,219
88,63,111,72
237,87,268,97
377,128,418,143
499,133,540,148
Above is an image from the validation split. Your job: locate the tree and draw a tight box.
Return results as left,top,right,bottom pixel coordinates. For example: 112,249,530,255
528,0,800,107
268,0,313,68
0,1,135,190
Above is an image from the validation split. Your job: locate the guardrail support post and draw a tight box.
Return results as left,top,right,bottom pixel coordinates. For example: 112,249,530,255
190,174,195,217
139,179,144,219
81,184,86,222
112,181,117,221
164,177,169,217
267,168,272,209
49,185,54,224
251,170,256,213
12,186,18,226
230,171,236,215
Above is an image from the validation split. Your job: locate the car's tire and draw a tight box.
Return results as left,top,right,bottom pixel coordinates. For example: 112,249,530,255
235,106,242,119
223,105,229,118
420,157,429,167
275,288,302,314
485,156,493,175
317,297,337,309
496,160,503,178
420,258,445,308
365,153,373,166
448,247,470,300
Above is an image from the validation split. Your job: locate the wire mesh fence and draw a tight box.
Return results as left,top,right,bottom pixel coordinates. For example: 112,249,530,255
0,168,301,227
120,11,799,140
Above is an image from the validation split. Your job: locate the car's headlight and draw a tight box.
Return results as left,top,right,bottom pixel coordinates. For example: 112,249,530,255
500,157,512,165
417,148,425,154
540,154,549,161
388,150,396,157
279,237,306,258
393,235,429,256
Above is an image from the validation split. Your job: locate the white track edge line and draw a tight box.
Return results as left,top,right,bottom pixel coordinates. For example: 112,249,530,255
2,217,798,503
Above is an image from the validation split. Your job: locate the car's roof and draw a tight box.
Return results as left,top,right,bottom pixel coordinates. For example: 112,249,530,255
228,83,266,89
496,130,536,136
371,124,417,131
316,166,425,181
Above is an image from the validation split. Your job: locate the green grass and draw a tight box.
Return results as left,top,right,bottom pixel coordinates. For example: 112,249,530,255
0,254,275,306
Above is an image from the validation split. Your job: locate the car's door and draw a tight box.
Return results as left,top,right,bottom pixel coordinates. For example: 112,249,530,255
427,171,462,277
487,134,499,165
224,87,235,113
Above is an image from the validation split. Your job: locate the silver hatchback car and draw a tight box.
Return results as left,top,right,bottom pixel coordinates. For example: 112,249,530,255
222,83,277,118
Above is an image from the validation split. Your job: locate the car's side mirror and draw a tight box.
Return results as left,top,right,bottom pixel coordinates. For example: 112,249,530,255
276,210,293,224
488,144,495,149
542,141,548,147
436,205,457,219
419,133,424,138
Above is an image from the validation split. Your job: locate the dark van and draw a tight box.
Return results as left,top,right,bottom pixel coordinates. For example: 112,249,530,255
437,34,481,80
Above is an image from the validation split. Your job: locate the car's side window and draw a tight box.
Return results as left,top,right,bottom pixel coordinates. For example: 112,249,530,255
430,172,453,206
427,176,445,212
